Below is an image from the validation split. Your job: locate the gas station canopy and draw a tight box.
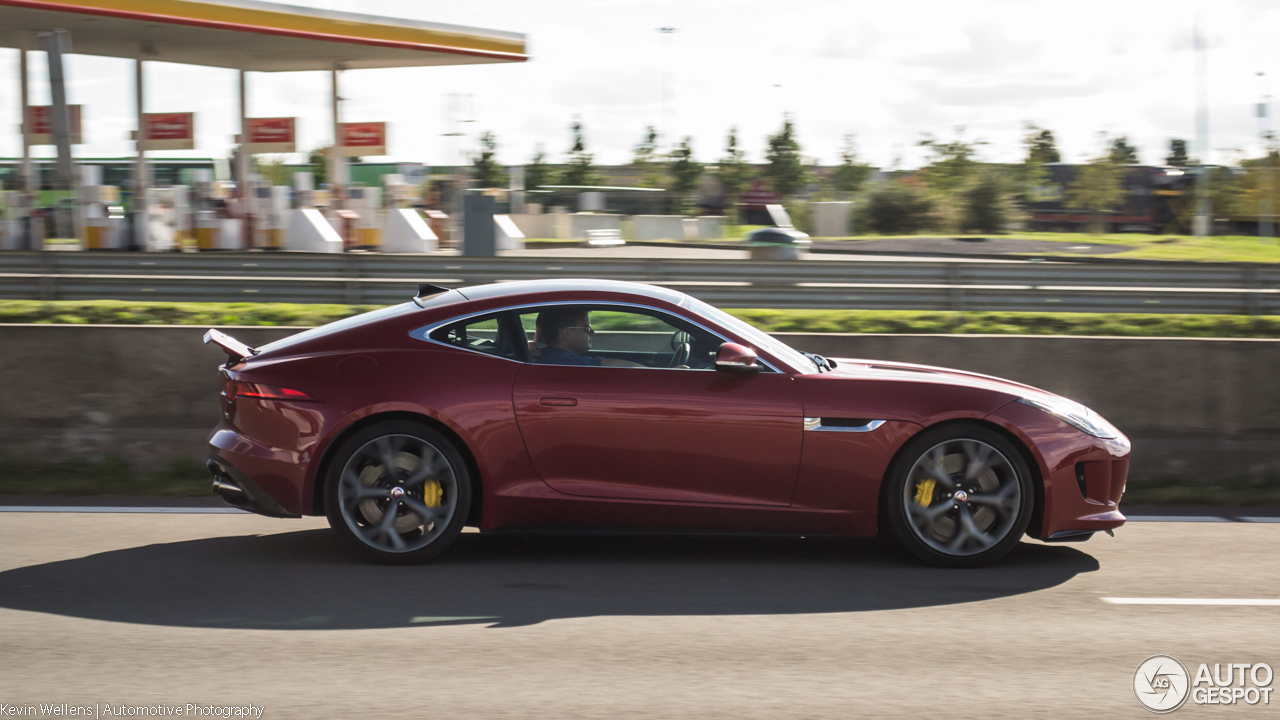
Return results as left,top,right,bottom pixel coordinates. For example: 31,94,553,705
0,0,527,70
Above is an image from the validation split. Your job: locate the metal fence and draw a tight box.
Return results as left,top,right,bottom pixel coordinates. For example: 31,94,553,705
0,251,1277,313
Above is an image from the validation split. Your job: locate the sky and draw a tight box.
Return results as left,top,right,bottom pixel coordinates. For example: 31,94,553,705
1,0,1278,172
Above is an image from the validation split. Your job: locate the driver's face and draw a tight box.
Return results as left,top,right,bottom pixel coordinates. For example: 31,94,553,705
562,312,593,355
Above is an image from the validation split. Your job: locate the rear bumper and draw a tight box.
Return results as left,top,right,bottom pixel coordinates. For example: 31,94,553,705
207,454,301,519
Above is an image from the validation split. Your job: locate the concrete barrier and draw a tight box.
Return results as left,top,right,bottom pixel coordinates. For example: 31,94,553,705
567,213,622,240
0,325,1275,486
632,215,686,241
506,212,552,240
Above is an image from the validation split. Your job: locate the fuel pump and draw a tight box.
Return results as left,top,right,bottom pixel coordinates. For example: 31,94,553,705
80,165,124,250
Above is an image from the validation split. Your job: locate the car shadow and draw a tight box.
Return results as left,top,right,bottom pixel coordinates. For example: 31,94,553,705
0,530,1098,630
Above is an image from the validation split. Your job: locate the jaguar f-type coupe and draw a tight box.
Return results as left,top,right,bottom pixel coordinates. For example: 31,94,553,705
204,279,1129,567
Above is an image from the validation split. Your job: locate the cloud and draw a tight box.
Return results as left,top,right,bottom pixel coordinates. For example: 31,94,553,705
549,65,659,109
901,22,1039,75
1165,29,1228,53
912,78,1108,107
815,23,884,59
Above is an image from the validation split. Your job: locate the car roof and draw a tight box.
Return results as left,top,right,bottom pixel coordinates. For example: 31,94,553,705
455,279,688,305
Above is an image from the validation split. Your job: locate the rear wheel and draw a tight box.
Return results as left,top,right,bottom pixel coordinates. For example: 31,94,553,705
324,421,471,564
885,424,1034,568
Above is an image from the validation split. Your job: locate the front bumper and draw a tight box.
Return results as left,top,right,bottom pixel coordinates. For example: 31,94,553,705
986,400,1130,541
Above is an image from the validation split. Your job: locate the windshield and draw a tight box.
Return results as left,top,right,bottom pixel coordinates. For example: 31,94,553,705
684,297,815,374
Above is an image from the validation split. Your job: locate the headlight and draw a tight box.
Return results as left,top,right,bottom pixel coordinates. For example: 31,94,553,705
1017,396,1119,439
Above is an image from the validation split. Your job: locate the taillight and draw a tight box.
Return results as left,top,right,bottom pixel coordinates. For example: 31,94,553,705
226,380,321,403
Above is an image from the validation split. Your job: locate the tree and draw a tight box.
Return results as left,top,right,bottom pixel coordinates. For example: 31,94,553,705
253,155,292,186
1166,138,1190,167
959,168,1011,234
472,131,507,188
562,118,598,187
716,127,752,220
307,145,330,186
918,128,984,194
1066,144,1126,232
1108,135,1139,165
525,144,555,190
764,116,807,200
632,126,666,189
832,134,875,196
669,136,702,215
1023,123,1061,164
1021,123,1060,202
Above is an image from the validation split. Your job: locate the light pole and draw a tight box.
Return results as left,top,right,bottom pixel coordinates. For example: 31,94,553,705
1193,17,1211,237
657,27,677,149
1258,72,1275,242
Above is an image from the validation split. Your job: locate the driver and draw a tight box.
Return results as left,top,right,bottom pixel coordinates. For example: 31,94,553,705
535,307,642,367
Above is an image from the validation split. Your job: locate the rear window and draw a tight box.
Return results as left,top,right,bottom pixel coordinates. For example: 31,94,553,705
428,312,524,361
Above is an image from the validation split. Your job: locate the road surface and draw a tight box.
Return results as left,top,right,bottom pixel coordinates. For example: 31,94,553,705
0,513,1276,718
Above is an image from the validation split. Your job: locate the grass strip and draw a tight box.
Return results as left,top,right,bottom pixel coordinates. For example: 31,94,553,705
1121,475,1280,507
0,457,210,497
815,232,1280,263
8,301,1280,339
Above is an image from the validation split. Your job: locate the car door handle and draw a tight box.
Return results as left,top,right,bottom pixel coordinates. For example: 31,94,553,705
540,397,578,407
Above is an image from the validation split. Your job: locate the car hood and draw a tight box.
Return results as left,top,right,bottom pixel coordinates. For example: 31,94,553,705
792,357,1062,426
825,357,1050,397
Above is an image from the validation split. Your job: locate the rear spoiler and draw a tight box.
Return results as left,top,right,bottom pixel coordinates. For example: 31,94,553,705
203,329,258,362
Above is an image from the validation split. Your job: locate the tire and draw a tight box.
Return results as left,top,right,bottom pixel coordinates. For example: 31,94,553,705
884,423,1034,568
324,421,471,564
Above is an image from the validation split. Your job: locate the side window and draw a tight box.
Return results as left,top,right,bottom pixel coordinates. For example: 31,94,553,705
516,305,723,369
429,313,523,361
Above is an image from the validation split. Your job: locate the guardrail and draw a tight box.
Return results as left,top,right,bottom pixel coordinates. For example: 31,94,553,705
0,251,1276,313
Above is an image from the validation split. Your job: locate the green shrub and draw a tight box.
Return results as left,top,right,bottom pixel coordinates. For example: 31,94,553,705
865,181,935,234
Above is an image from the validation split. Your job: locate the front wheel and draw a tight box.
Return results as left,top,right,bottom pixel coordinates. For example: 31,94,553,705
324,421,471,564
885,424,1034,568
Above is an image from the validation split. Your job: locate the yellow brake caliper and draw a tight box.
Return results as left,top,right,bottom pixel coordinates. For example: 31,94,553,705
914,479,936,507
422,479,443,508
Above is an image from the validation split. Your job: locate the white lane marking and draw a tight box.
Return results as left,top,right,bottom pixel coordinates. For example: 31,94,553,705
1127,516,1280,523
0,506,248,514
1126,516,1230,522
1103,598,1280,606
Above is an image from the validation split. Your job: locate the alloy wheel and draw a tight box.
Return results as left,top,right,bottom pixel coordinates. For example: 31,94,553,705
336,433,459,554
902,438,1023,558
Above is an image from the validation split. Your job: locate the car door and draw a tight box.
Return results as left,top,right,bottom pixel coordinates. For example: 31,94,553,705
510,303,804,506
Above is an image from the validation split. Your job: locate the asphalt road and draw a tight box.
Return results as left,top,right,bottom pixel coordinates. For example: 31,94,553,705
0,514,1276,718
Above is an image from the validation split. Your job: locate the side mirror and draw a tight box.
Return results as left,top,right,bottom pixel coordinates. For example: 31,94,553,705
715,342,760,374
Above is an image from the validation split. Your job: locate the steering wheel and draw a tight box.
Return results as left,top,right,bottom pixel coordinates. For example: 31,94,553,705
669,331,692,368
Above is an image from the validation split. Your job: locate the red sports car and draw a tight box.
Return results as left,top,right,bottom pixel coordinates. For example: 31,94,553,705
204,279,1129,567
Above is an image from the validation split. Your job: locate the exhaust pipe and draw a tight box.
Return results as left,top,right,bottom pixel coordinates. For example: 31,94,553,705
211,475,246,500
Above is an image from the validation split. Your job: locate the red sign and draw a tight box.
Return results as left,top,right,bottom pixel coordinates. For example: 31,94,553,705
339,122,386,157
246,117,296,153
144,112,195,150
739,179,779,208
27,105,83,145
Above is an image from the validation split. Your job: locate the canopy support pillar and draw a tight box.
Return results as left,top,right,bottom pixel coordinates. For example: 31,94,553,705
18,44,33,194
133,56,148,251
330,65,345,209
238,68,250,248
